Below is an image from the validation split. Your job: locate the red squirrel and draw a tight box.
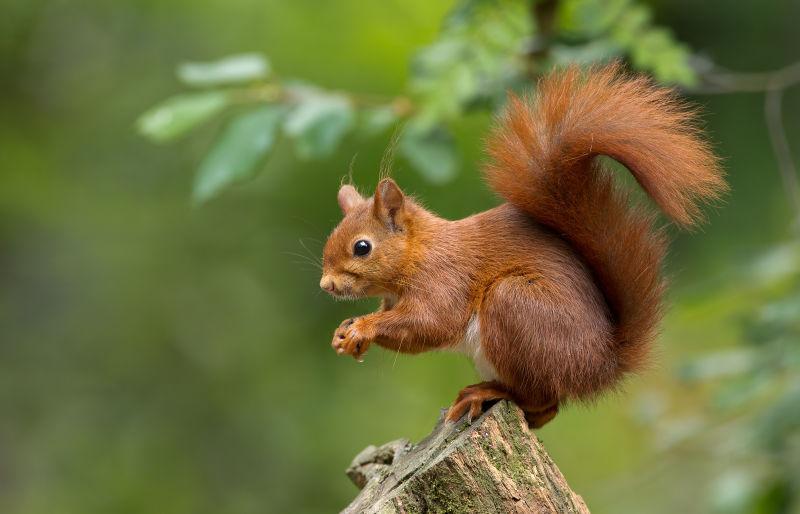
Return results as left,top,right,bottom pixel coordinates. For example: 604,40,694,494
319,64,726,428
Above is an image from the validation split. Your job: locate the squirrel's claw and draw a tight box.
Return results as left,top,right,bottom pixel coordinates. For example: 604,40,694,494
445,381,513,423
332,317,372,360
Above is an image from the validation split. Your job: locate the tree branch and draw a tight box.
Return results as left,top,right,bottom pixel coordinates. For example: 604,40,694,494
692,59,800,225
765,85,800,225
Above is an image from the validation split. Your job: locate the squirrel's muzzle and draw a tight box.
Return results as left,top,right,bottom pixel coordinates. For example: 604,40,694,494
320,275,336,293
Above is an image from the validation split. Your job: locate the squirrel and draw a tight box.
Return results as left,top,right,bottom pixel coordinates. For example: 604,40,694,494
319,63,726,428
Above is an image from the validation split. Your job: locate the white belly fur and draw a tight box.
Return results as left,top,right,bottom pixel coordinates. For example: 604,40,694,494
450,316,499,381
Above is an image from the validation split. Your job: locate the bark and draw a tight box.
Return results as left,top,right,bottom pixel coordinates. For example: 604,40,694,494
343,401,590,514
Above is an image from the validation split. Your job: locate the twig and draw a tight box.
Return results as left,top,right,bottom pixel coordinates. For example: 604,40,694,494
233,82,415,117
765,84,800,224
693,60,800,225
693,60,800,94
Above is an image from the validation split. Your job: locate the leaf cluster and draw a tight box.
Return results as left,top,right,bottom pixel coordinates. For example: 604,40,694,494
136,0,698,202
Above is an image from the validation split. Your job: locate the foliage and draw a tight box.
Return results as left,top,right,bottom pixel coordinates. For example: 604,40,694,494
554,0,696,84
642,242,800,513
136,0,698,202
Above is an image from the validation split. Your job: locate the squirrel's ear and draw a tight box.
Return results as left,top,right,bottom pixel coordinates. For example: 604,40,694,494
373,178,406,230
337,184,363,214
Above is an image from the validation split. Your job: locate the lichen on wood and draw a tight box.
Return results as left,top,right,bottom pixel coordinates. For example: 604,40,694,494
343,401,590,514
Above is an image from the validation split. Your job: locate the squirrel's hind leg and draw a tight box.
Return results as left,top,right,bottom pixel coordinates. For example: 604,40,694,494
477,273,614,422
444,382,560,428
445,381,513,423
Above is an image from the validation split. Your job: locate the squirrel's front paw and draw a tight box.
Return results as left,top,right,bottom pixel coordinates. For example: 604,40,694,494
332,317,373,361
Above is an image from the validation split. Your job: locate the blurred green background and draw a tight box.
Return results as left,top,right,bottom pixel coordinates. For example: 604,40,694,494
1,1,799,513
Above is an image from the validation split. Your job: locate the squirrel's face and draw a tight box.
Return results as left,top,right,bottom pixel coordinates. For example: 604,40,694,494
320,179,411,299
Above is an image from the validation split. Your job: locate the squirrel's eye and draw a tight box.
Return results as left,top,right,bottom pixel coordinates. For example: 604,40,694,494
353,239,372,257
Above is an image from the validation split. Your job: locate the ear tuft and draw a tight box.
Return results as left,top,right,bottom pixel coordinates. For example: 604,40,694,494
373,178,405,230
337,185,363,214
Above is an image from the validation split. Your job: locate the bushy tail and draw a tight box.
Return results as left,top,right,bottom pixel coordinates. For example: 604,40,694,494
484,63,726,373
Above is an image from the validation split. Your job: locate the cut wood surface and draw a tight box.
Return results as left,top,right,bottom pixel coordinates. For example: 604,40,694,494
343,401,590,514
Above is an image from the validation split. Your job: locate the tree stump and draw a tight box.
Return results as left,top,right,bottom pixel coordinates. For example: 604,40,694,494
343,401,590,513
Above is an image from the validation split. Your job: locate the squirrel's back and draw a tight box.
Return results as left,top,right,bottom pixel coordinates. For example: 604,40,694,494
484,63,726,373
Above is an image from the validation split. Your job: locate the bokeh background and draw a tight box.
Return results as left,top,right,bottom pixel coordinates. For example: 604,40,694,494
2,1,799,513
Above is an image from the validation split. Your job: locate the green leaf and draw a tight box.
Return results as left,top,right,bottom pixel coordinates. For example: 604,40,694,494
629,28,696,86
712,373,769,411
757,385,800,449
550,39,621,65
359,106,398,137
557,0,631,37
177,53,270,87
408,0,531,125
555,0,698,86
283,93,354,159
399,126,458,184
750,242,800,285
137,91,229,143
711,469,760,514
610,4,652,46
192,105,286,204
677,349,755,382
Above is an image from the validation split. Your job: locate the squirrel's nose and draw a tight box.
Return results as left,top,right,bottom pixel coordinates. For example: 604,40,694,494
319,276,335,293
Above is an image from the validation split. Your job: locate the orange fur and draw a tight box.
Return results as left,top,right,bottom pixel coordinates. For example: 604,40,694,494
320,64,726,427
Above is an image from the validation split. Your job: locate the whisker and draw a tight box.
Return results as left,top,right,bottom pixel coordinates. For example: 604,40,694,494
290,261,323,273
299,236,323,245
283,250,319,264
283,251,323,271
392,337,403,370
298,238,322,264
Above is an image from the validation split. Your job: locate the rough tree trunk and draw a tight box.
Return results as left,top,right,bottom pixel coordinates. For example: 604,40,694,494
343,401,590,514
